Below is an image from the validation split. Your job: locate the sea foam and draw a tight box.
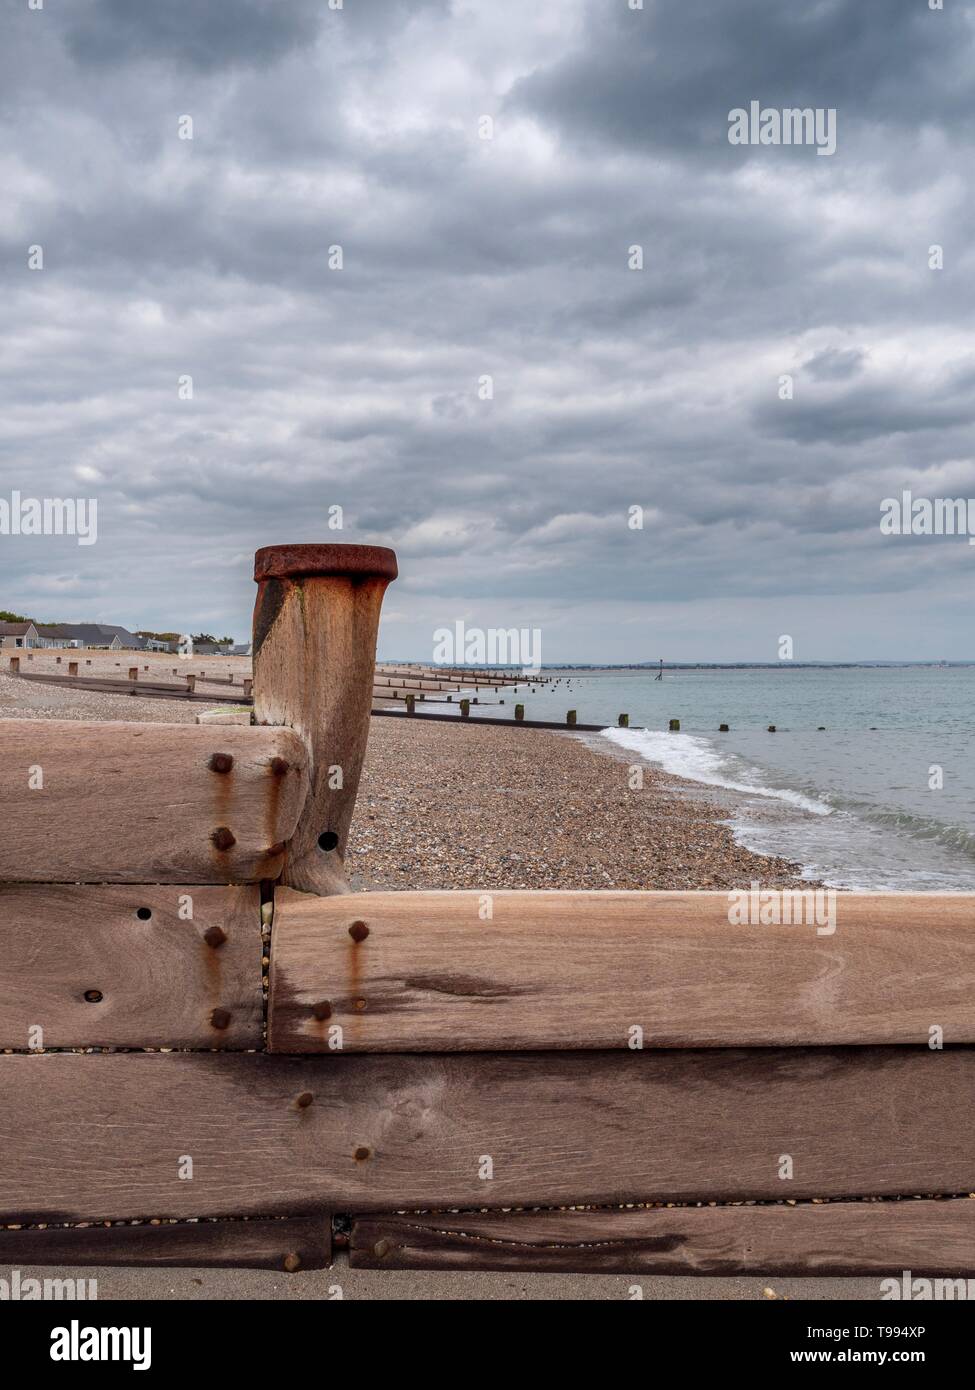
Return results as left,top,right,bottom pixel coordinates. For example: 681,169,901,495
601,727,832,816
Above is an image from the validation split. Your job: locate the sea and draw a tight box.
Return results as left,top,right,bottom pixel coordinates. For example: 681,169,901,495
424,666,975,891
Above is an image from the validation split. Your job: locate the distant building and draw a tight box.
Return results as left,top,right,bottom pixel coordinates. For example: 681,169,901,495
0,620,39,649
193,641,234,656
33,623,150,651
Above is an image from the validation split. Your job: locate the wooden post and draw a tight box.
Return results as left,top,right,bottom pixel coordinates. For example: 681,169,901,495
185,674,196,693
128,667,138,681
68,661,78,677
252,543,397,897
515,704,524,721
406,693,416,716
719,723,729,732
669,718,680,731
618,713,629,727
9,657,19,673
460,698,470,719
243,678,253,698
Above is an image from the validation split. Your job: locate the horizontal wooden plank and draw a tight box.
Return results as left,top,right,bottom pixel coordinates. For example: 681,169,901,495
0,884,263,1049
0,1049,972,1222
267,889,975,1051
0,719,308,882
0,1215,329,1271
350,1199,975,1276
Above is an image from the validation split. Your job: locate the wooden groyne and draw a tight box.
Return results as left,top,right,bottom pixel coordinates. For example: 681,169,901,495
1,540,972,1280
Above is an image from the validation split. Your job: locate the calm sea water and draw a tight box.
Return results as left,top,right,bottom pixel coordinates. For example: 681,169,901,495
427,667,975,890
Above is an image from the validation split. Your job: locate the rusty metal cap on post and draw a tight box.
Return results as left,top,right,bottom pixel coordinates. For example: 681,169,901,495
254,544,398,583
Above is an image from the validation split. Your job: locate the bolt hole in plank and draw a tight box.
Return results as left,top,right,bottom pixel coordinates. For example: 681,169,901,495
83,990,103,1004
135,907,152,921
318,831,339,852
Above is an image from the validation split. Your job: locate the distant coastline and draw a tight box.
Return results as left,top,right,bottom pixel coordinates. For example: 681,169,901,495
383,660,975,670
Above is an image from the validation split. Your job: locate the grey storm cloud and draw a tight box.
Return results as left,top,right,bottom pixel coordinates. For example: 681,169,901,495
509,0,973,156
0,0,973,660
63,0,324,70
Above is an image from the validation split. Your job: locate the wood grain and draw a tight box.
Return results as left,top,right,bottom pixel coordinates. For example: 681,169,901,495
0,884,263,1049
267,889,975,1051
252,546,396,896
349,1200,975,1276
0,1215,330,1271
0,1049,972,1222
0,720,308,883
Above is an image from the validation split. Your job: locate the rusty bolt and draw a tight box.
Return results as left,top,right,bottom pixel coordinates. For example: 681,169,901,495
203,925,228,949
312,1000,332,1021
353,998,367,1012
354,1146,371,1161
210,1007,231,1030
270,757,290,776
348,920,369,943
283,1252,301,1272
210,827,236,852
295,1091,314,1109
208,752,234,774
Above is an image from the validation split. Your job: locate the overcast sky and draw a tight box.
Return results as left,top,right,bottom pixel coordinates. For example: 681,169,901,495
1,0,973,660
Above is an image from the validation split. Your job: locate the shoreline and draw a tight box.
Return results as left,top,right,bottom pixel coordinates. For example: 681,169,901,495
349,716,810,891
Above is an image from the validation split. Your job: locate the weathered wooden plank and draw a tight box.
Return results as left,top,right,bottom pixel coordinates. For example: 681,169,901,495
350,1199,975,1275
252,544,397,895
0,1049,972,1222
0,884,263,1049
0,1215,330,1271
267,889,975,1051
0,720,308,883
